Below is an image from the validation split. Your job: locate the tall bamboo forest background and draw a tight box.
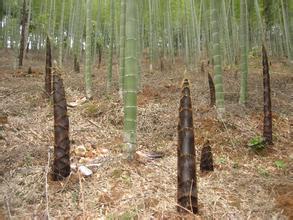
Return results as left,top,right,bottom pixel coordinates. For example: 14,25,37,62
1,0,292,150
0,0,292,218
1,0,292,69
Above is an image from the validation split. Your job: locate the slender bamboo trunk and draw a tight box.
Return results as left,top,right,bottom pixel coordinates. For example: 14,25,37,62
65,0,74,59
45,36,52,97
24,0,31,57
239,0,249,105
184,1,190,68
203,0,211,61
107,0,115,91
58,0,65,66
85,0,93,99
52,0,56,40
167,0,174,64
48,0,53,34
73,0,82,72
254,0,265,43
221,0,232,64
148,0,154,72
119,0,126,95
231,0,239,64
19,0,28,67
280,0,292,61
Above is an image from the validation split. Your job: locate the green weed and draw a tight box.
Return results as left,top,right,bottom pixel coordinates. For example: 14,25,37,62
248,136,265,151
275,160,286,169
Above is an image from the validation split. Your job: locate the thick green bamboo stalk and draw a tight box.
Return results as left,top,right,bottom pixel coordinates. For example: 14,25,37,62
221,0,232,64
184,1,190,67
73,0,84,66
167,0,174,63
58,0,65,66
85,0,93,99
119,0,126,95
277,4,285,57
48,0,53,34
52,0,56,40
239,0,249,105
107,0,115,91
148,0,154,72
65,0,74,59
123,0,138,160
192,0,201,59
190,0,199,64
136,2,142,90
254,0,265,43
281,0,292,61
230,0,239,64
211,0,225,114
202,0,211,61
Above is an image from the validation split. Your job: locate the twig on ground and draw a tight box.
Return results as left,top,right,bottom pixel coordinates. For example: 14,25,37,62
78,171,86,219
45,147,50,219
216,109,237,148
29,128,43,141
175,203,199,217
57,172,73,193
4,195,12,219
86,119,100,129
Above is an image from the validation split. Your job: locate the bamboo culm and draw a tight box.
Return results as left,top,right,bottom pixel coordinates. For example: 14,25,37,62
18,0,28,67
45,36,52,97
123,0,138,160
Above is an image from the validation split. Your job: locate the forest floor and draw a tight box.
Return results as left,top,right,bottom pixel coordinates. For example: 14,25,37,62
0,49,292,219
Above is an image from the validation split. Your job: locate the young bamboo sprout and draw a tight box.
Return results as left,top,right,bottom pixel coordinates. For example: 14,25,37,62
74,54,80,73
52,69,70,181
208,73,216,107
262,45,273,145
200,140,214,172
177,78,198,214
27,66,32,75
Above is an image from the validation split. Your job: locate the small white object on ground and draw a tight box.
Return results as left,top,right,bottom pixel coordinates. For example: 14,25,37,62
78,165,93,177
75,145,87,156
67,97,87,108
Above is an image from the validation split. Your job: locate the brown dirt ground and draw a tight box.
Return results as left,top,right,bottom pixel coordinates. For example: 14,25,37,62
0,49,292,219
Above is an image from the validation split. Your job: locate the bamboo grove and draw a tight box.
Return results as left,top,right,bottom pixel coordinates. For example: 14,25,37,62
0,0,292,155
